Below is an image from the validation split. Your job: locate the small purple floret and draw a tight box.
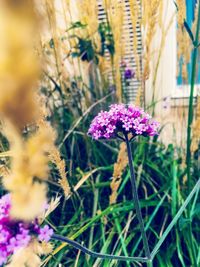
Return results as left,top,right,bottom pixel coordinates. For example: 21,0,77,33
38,225,54,242
88,104,159,140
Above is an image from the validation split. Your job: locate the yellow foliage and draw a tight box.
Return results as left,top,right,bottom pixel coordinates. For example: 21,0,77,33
0,1,40,129
176,0,186,27
129,0,141,80
49,147,71,197
106,0,124,101
0,0,56,221
142,0,161,80
10,183,47,221
191,96,200,152
38,101,71,197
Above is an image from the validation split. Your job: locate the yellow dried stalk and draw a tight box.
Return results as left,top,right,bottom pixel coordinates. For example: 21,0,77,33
37,99,71,197
3,121,55,220
134,86,142,106
176,0,186,27
176,0,192,80
158,0,164,28
107,0,124,101
142,0,160,80
177,34,191,80
129,0,141,79
99,56,112,77
0,0,55,221
109,143,128,204
45,0,63,85
49,147,71,197
0,1,40,129
191,96,200,152
77,0,98,37
39,196,61,223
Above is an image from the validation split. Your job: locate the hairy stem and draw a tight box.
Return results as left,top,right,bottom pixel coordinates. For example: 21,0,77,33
124,134,151,259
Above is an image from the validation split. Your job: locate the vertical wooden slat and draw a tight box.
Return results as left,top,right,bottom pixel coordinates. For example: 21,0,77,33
96,0,143,103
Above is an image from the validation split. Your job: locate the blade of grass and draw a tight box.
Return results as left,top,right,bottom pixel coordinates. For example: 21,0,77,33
151,178,200,259
113,216,131,267
175,229,186,267
131,191,168,256
171,160,177,217
88,174,100,250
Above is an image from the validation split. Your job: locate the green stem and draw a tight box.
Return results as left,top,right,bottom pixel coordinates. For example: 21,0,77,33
124,134,151,260
185,4,200,267
52,234,149,262
186,2,200,195
147,261,153,267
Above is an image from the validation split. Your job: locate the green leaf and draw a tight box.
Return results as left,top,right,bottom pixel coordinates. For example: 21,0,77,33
71,52,79,58
192,203,200,217
184,20,194,43
178,217,191,231
66,21,87,32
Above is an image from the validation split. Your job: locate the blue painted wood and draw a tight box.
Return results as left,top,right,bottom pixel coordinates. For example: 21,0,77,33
177,0,200,85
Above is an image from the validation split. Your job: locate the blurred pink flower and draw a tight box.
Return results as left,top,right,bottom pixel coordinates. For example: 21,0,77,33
0,194,53,266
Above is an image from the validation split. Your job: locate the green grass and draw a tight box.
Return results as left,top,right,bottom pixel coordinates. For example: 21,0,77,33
36,87,200,266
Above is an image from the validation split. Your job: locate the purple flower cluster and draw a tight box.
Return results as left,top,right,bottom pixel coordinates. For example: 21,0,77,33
0,194,53,266
88,104,159,140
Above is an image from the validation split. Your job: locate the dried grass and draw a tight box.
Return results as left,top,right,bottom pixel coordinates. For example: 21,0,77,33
142,0,161,80
191,96,200,152
109,143,128,204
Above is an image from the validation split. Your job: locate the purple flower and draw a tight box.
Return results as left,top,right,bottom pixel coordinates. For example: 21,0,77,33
0,249,7,266
124,69,135,80
38,225,54,242
0,194,53,266
88,104,159,140
7,237,21,253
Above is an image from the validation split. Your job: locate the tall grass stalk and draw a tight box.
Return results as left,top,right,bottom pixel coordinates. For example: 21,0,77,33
186,2,200,194
185,4,200,267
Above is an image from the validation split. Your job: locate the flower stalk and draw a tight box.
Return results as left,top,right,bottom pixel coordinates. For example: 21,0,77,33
51,234,149,262
186,1,200,195
124,134,151,260
185,3,200,267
